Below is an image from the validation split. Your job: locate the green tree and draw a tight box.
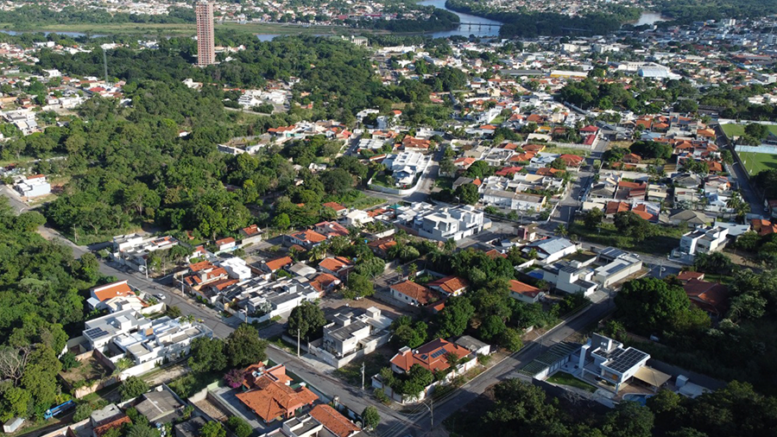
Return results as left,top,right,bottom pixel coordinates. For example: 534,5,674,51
226,417,252,437
401,364,434,397
287,301,327,340
346,273,374,298
188,337,227,374
200,421,226,437
615,278,709,335
499,327,524,352
73,402,93,422
362,406,380,430
583,207,603,230
0,384,31,422
127,424,158,437
602,401,654,437
435,296,475,338
272,213,291,230
120,376,149,400
391,316,428,348
744,123,769,141
549,157,567,170
455,183,480,205
226,324,268,368
613,211,653,241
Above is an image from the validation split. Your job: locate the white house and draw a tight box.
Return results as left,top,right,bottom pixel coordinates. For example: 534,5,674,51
522,237,579,263
673,226,728,261
310,307,392,368
577,334,669,394
13,174,51,198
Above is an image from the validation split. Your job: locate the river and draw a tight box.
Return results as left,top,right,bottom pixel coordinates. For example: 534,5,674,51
417,0,502,38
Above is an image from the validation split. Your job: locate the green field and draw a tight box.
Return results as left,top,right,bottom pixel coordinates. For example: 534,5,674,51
721,123,777,138
739,151,777,176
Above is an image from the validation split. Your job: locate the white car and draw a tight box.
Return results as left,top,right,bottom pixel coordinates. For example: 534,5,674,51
156,293,167,300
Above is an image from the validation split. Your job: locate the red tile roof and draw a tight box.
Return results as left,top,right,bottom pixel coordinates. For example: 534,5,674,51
91,281,133,302
310,273,340,293
509,280,542,299
322,202,346,212
319,256,352,272
291,230,328,244
236,375,318,423
265,256,293,272
684,279,729,317
309,405,360,437
390,338,470,373
391,280,439,305
428,276,469,295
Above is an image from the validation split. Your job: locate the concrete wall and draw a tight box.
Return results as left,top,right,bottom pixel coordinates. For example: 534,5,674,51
308,332,391,369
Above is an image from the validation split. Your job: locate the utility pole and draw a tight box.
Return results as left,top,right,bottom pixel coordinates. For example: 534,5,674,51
297,327,301,357
72,225,78,244
361,361,365,391
296,308,301,357
144,257,149,280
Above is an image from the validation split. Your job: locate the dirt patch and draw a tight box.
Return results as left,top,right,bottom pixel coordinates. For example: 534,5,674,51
60,355,111,385
195,397,229,421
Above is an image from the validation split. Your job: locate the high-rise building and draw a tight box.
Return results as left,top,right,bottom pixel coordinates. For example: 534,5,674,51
195,1,215,67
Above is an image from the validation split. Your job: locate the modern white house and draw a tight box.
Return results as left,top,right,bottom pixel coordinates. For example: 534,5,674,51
672,226,729,263
82,310,212,368
383,152,429,187
309,307,392,368
578,334,669,394
222,277,320,322
592,248,643,288
522,237,579,263
13,174,51,198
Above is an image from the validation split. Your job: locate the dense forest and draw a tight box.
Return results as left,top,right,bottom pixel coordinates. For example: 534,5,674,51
451,378,777,437
0,196,105,421
445,0,640,37
0,5,195,30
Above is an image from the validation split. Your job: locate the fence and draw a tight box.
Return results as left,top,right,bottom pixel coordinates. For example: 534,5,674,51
735,145,777,155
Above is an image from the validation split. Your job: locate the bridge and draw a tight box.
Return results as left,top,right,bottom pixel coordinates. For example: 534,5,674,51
458,21,503,28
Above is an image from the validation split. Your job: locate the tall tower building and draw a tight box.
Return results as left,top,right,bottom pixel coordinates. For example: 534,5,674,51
195,1,215,67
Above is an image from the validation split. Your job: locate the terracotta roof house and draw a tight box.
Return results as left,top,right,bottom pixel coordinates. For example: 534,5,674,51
286,229,328,249
428,276,469,297
605,201,631,216
559,154,584,168
509,279,544,304
522,144,545,153
495,166,523,177
368,237,397,258
484,249,507,259
390,338,471,374
676,271,705,283
240,224,263,244
751,219,777,236
318,256,354,279
402,136,431,151
236,365,318,424
390,280,440,307
262,256,294,273
622,153,642,164
314,221,350,238
310,273,341,295
683,279,729,318
89,280,134,309
322,202,347,215
308,405,361,437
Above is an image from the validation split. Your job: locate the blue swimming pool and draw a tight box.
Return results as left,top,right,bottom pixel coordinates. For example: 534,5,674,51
623,393,654,406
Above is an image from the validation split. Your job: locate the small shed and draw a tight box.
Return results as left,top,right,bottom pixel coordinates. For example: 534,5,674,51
3,417,24,433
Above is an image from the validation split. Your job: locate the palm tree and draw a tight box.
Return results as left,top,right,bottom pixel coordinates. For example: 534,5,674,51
556,224,568,237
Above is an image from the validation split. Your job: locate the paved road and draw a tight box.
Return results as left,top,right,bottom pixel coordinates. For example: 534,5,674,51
715,124,763,214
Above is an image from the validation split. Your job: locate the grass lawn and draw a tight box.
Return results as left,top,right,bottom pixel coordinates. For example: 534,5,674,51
570,220,686,256
547,372,597,393
721,123,777,138
738,151,777,176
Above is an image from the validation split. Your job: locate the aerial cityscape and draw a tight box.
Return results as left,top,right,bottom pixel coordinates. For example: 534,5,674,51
0,0,777,437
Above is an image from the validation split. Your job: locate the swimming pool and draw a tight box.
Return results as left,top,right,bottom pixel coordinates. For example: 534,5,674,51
622,393,654,406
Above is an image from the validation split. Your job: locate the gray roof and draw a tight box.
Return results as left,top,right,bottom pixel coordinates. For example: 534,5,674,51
527,237,574,255
136,390,183,423
455,335,489,352
174,417,207,437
